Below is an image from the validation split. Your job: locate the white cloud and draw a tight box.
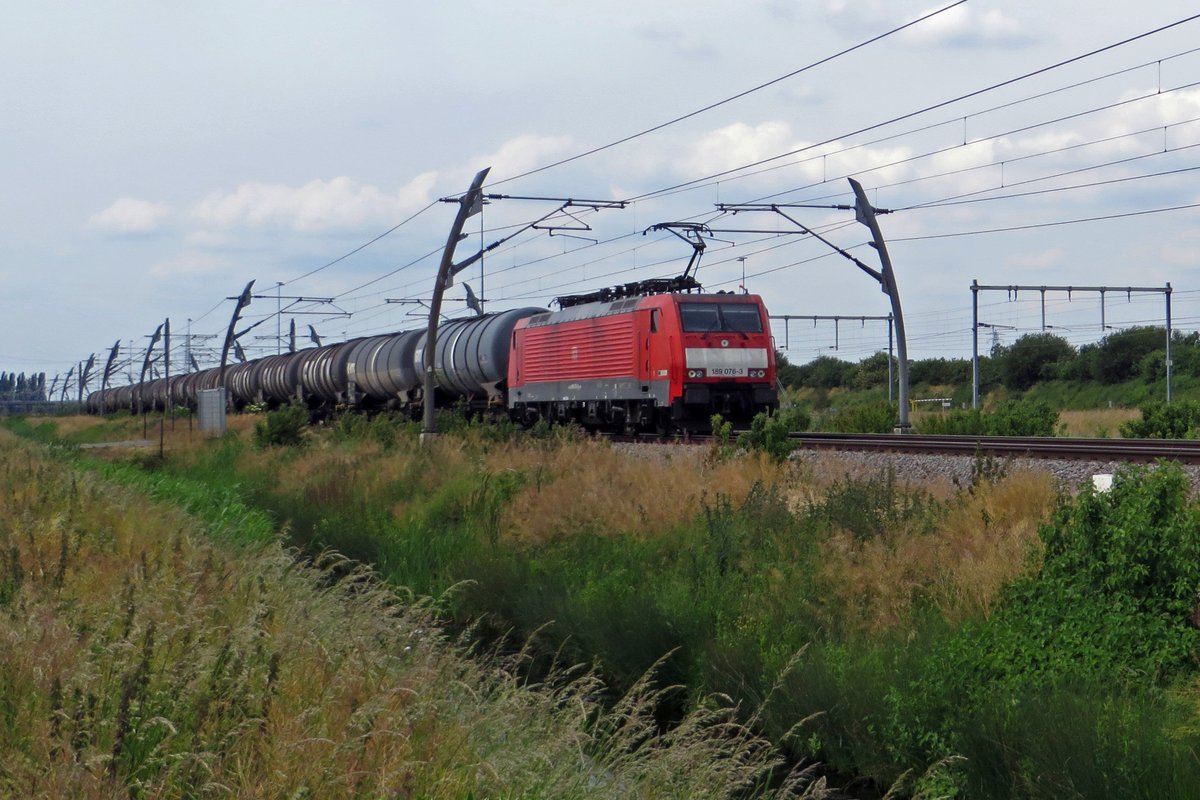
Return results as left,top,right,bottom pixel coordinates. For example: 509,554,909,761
899,5,1026,48
678,121,814,178
1160,231,1200,267
148,251,233,279
184,229,231,248
87,197,170,233
1011,248,1066,269
191,172,438,232
637,25,718,61
469,134,575,182
822,2,1026,47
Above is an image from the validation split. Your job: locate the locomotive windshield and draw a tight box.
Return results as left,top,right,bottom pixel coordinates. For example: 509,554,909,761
680,303,763,333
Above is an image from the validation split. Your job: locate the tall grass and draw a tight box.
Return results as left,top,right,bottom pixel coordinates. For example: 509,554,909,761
0,429,830,799
17,414,1200,798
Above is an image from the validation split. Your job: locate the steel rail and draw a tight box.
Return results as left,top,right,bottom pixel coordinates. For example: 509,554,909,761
786,432,1200,463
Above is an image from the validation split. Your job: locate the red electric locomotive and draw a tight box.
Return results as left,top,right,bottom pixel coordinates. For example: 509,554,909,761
508,284,777,433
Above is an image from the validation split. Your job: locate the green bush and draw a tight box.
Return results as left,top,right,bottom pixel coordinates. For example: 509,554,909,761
852,352,894,390
939,461,1200,702
821,401,896,433
915,400,1057,437
737,406,809,461
985,399,1058,436
806,468,940,542
904,462,1200,795
331,411,415,449
909,356,972,386
1120,401,1200,439
914,408,988,435
252,403,310,448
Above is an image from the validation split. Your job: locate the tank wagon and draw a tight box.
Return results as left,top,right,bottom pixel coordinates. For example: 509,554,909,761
87,291,778,432
86,307,544,416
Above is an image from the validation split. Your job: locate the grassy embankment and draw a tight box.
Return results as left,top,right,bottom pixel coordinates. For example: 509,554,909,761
0,426,816,798
788,381,1155,437
10,411,1200,798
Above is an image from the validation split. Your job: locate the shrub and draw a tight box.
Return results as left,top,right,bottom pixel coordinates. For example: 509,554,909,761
985,399,1058,436
915,409,988,435
993,333,1075,391
737,406,810,461
806,468,940,542
252,403,309,447
914,400,1057,437
821,401,896,433
1120,401,1200,439
942,462,1200,695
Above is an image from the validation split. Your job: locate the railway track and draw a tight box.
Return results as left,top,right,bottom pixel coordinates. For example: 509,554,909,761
784,432,1200,464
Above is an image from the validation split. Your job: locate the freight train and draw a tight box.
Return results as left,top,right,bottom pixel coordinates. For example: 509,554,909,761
86,284,778,433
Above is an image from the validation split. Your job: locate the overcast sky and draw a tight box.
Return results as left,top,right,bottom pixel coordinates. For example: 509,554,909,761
4,1,1200,385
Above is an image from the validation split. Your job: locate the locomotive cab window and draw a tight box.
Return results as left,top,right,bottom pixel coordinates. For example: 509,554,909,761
680,303,763,333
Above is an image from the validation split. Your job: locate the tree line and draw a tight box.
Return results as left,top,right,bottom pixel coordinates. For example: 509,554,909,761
0,372,48,402
778,325,1185,396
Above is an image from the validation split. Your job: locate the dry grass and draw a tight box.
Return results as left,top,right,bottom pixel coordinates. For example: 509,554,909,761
816,470,1056,634
0,429,823,799
1057,407,1140,437
482,438,795,544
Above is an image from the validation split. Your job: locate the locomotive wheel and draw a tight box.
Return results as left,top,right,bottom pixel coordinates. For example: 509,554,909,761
654,409,675,438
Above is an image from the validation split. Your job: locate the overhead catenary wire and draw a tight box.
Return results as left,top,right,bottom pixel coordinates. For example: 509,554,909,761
622,12,1200,204
209,14,1200,332
893,201,1200,242
446,17,1200,316
485,1,968,188
279,199,440,289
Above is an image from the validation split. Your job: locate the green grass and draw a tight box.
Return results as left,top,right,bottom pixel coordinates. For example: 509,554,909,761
12,414,1200,797
0,428,819,799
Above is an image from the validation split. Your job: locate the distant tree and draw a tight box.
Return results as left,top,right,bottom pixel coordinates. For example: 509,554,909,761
795,355,857,389
994,333,1075,391
909,357,971,387
1176,333,1200,381
853,351,894,390
1094,326,1165,384
1061,342,1099,382
774,350,804,389
1154,332,1200,380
